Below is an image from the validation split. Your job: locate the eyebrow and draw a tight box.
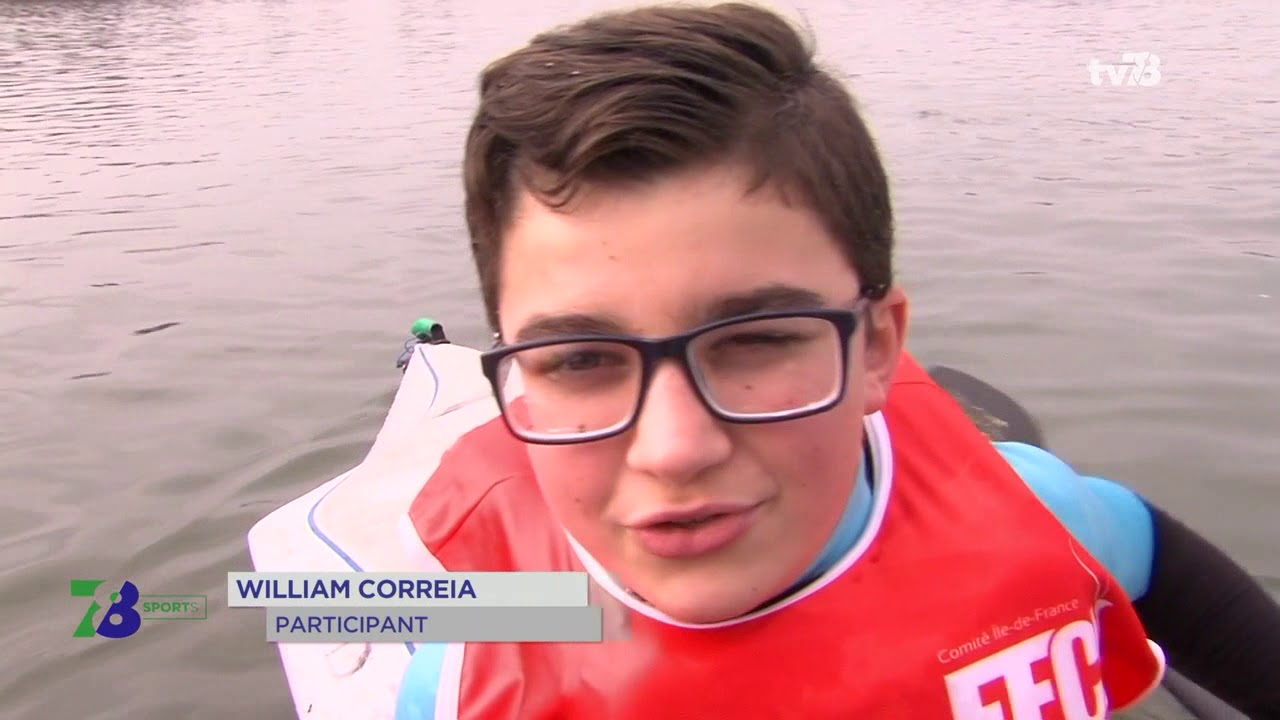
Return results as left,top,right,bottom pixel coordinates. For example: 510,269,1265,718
704,284,828,321
514,313,628,343
511,284,830,343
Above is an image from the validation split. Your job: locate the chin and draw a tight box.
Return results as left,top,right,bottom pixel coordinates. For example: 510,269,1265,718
637,581,777,625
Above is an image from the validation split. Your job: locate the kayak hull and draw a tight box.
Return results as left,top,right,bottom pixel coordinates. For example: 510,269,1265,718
247,342,497,719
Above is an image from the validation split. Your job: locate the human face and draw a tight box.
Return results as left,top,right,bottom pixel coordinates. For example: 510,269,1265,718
496,163,907,624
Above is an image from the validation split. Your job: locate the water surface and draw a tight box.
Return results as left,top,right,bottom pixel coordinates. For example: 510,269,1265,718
1,0,1276,717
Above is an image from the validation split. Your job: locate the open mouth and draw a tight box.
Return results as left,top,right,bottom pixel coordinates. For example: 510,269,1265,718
651,512,731,530
632,506,759,559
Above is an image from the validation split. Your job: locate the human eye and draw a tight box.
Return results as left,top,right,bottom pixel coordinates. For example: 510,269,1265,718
710,317,824,350
697,317,831,370
518,342,634,380
718,329,807,346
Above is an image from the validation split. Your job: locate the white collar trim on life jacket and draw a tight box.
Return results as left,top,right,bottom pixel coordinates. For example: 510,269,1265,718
563,410,896,630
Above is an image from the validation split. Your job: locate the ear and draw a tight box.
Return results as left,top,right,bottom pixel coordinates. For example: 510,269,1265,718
861,286,909,415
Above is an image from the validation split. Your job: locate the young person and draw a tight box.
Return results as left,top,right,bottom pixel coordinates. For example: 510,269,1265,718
395,3,1280,717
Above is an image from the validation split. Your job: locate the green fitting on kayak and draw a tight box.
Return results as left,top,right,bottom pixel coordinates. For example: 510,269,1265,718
410,317,440,339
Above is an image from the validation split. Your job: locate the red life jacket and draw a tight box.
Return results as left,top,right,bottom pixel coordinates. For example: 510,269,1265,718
408,352,1166,719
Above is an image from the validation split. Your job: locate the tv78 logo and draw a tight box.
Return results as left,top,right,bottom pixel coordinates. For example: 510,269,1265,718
72,579,208,638
1087,52,1162,87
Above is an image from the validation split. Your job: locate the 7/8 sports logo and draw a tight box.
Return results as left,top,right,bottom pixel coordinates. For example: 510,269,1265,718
71,579,207,638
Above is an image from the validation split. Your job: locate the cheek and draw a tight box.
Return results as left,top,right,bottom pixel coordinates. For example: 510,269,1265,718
751,403,864,517
527,446,617,530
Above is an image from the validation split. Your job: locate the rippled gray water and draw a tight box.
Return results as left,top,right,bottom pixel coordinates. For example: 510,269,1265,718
1,0,1277,717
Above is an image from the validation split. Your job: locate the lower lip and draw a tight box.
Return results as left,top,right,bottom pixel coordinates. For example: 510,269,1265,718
632,507,759,559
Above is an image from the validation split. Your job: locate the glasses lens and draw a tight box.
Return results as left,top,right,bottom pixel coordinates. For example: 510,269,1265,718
688,315,843,418
495,340,643,440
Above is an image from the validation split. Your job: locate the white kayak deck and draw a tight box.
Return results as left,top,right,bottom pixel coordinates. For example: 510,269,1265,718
246,342,498,720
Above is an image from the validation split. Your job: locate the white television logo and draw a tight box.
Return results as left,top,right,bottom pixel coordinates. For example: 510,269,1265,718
1087,52,1161,87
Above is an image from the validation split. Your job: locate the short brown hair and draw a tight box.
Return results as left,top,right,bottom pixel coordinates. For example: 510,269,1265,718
463,2,894,333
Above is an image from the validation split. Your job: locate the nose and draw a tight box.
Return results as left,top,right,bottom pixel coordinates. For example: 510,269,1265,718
625,361,732,482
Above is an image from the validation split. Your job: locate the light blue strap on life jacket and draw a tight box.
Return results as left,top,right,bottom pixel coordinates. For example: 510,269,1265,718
395,642,449,720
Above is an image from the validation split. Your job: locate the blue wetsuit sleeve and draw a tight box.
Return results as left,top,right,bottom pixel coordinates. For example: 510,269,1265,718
394,643,449,720
993,441,1155,600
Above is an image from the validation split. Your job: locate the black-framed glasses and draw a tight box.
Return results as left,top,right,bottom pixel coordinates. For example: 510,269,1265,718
480,297,873,445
